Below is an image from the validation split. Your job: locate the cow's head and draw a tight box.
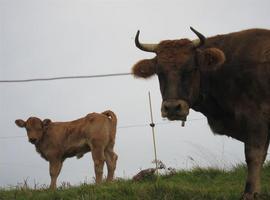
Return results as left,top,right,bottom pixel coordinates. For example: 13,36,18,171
132,27,225,121
15,117,51,145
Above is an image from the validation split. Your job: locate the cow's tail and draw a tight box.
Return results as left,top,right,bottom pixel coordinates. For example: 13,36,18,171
102,110,117,136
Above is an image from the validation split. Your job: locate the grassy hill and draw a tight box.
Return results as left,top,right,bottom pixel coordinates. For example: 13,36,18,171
1,162,269,200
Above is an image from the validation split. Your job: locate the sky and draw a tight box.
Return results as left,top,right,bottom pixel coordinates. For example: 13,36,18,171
1,0,270,188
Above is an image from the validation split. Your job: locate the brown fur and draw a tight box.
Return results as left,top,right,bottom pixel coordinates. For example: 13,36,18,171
133,28,270,199
132,59,156,78
15,110,118,189
196,48,226,71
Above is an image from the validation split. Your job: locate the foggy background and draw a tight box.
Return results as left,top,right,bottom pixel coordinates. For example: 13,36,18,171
1,0,270,188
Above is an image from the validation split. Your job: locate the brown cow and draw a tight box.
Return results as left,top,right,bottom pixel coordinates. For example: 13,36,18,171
132,27,270,199
15,110,118,189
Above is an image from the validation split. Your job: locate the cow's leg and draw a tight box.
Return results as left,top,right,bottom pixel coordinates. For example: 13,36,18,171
49,160,63,190
105,144,118,182
242,128,269,199
91,145,105,184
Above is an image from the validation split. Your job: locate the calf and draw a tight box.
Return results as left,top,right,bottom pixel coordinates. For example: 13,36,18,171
15,110,118,189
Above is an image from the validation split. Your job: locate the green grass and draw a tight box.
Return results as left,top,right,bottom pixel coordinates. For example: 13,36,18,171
1,162,269,200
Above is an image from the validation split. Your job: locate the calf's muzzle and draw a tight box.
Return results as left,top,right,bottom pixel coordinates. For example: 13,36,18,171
29,138,37,144
161,100,189,121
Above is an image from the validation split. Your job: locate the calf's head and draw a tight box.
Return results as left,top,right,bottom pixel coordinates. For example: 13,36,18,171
15,117,51,144
132,27,225,121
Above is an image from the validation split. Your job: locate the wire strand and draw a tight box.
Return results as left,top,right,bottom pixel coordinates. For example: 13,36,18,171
0,118,205,140
2,61,270,83
0,72,132,83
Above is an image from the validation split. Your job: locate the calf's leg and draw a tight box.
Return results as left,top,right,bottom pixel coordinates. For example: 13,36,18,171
49,160,63,190
105,145,118,182
91,146,105,184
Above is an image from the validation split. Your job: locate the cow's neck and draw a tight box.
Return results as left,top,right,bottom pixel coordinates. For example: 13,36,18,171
191,71,250,141
192,71,217,114
34,134,50,161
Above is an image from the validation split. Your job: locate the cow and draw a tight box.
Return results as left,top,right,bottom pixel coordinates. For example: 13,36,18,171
132,27,270,199
15,110,118,189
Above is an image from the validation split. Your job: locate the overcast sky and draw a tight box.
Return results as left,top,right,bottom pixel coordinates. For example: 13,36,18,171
1,0,270,188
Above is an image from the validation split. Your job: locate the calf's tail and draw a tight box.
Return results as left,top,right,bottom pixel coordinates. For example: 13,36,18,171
102,110,117,137
102,110,117,125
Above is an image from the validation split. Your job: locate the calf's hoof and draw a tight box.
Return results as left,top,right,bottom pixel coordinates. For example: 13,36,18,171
49,186,56,190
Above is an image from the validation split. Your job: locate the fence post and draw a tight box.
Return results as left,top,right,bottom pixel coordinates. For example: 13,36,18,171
148,91,159,175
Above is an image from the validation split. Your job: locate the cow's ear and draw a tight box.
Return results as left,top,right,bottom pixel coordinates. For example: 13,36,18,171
15,119,26,128
196,48,225,71
132,59,156,78
42,119,51,130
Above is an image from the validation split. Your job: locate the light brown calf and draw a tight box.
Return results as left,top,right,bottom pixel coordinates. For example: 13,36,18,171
15,110,118,189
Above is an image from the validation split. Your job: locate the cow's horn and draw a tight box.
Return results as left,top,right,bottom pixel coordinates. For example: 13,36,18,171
135,30,157,53
190,27,206,48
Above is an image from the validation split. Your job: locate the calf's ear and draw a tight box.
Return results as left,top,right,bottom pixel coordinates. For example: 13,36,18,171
15,119,26,128
132,59,156,78
43,119,51,129
42,119,51,132
196,48,225,71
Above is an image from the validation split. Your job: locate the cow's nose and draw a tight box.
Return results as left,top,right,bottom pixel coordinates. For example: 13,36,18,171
163,101,182,116
161,100,189,120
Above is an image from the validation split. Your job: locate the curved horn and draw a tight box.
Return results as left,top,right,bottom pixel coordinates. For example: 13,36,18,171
190,27,206,48
135,30,157,53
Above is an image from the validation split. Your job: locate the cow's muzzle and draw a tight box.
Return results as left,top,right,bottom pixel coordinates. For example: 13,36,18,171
161,100,189,121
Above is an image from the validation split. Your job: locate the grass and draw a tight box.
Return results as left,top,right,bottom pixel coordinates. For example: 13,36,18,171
0,162,269,200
